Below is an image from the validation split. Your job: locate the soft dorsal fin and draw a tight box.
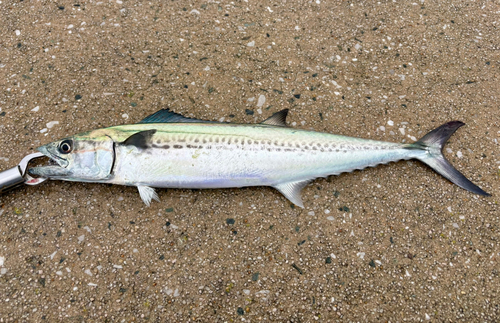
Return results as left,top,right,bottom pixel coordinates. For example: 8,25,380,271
122,130,157,149
260,109,289,127
138,109,215,124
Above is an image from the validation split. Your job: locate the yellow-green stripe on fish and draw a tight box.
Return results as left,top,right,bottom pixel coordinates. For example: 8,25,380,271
29,109,490,207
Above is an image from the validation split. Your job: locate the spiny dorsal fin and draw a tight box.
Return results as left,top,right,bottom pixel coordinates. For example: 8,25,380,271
138,109,215,124
122,130,157,149
261,109,289,127
273,178,313,208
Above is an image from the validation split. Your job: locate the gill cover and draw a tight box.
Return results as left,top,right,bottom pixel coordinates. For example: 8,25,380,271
29,134,115,182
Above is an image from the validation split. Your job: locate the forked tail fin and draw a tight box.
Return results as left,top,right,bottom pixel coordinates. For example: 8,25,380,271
406,121,490,196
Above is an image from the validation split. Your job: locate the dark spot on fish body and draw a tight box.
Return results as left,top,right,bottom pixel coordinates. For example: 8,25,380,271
194,138,199,143
173,145,183,149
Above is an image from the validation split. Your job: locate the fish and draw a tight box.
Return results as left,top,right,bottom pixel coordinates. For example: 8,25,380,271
29,109,490,207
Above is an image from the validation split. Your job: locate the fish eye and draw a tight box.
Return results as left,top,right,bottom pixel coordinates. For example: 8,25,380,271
59,140,73,154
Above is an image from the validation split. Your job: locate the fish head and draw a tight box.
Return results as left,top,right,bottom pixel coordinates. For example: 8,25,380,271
29,133,115,182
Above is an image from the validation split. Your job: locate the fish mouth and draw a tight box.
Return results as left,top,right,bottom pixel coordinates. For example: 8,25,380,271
28,146,70,178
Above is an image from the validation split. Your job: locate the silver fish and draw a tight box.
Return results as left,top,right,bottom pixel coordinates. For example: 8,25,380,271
29,109,489,206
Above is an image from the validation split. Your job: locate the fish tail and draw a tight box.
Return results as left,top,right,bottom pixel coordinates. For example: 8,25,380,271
405,121,490,196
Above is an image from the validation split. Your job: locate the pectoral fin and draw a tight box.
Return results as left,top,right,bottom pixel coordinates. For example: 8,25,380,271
122,130,157,149
273,179,313,208
137,185,160,206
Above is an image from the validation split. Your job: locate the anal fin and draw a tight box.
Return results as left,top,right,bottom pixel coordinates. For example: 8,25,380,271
273,179,313,208
137,185,160,206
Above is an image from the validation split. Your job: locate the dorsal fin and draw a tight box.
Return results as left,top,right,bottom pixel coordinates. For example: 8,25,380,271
260,109,289,127
138,109,214,124
122,130,157,149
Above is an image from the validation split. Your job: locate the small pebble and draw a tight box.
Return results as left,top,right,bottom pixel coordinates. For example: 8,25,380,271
257,95,266,107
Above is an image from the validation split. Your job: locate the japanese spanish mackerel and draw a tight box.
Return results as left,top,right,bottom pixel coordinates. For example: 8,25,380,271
29,109,489,207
